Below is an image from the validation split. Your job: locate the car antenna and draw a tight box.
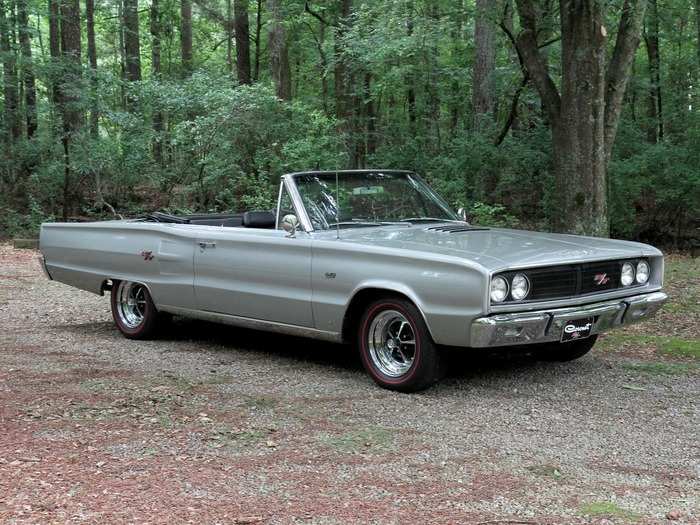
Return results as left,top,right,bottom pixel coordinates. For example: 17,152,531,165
335,168,341,240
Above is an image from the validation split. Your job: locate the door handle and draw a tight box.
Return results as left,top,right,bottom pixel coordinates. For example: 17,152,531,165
198,241,216,249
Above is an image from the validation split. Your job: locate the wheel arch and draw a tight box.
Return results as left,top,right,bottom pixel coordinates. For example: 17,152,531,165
341,285,435,344
102,277,157,304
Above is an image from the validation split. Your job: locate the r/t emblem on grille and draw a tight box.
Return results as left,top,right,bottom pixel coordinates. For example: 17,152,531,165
324,272,336,279
140,250,154,261
593,273,609,286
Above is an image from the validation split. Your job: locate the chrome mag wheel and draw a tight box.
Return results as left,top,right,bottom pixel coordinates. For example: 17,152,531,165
115,281,148,329
367,309,417,377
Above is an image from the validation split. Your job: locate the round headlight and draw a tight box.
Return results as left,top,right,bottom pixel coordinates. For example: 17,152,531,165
636,260,650,284
511,273,530,301
490,276,509,303
621,262,635,286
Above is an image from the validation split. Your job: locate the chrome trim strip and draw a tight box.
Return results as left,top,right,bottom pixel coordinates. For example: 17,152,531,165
282,174,313,233
157,305,342,343
489,284,660,313
274,180,284,230
470,291,668,348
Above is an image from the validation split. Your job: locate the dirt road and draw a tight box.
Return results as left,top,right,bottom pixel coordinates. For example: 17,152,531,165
1,245,698,524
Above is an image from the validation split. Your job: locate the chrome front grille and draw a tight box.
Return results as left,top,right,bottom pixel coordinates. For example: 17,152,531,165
497,259,647,303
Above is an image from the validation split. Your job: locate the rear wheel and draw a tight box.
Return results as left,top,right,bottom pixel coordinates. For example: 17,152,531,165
358,297,442,392
534,335,598,362
110,280,162,339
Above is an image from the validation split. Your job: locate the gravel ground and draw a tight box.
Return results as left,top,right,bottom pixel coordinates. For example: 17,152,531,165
0,244,698,524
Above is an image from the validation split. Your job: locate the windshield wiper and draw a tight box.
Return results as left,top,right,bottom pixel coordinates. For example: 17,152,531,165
331,220,406,229
399,217,462,223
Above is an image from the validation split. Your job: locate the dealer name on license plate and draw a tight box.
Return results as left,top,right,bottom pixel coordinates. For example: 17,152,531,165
561,317,594,342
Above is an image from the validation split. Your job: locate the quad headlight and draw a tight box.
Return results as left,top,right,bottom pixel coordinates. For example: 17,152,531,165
511,273,530,301
621,262,635,286
636,260,650,284
491,273,530,303
490,276,509,303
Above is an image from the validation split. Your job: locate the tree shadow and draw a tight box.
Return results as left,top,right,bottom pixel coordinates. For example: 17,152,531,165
57,317,584,388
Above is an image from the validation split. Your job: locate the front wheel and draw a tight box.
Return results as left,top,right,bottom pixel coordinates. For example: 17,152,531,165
534,335,598,362
358,297,442,392
110,280,162,339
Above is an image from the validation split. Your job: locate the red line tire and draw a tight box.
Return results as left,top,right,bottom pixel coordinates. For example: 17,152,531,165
110,280,162,340
358,297,442,392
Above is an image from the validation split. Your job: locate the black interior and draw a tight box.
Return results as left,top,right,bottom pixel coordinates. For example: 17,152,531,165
143,210,276,229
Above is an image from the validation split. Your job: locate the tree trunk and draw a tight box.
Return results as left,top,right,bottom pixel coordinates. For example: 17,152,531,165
365,72,376,157
334,0,352,121
123,0,141,83
405,0,416,135
515,0,647,237
226,0,232,72
267,0,291,100
151,0,163,165
180,0,193,76
644,0,662,143
85,0,98,138
472,0,496,129
0,0,21,144
59,0,82,220
17,0,36,139
254,0,261,81
234,0,251,84
697,0,700,66
48,0,60,107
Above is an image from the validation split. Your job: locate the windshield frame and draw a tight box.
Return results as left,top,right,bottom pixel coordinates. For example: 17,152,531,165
282,170,458,233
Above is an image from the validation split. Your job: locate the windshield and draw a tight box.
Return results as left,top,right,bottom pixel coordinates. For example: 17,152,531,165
293,171,458,230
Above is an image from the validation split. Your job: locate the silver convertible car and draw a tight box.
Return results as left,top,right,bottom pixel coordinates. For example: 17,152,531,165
39,170,667,391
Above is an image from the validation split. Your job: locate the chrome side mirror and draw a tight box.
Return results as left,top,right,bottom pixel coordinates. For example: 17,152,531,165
457,207,467,222
281,214,300,237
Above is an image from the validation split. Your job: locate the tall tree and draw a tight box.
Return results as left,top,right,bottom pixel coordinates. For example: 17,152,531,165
48,0,61,106
234,0,251,84
472,0,496,129
268,0,291,100
644,0,662,143
180,0,193,76
123,0,141,82
405,0,416,134
0,0,21,143
254,0,261,81
695,0,700,69
151,0,163,165
514,0,648,236
58,0,83,220
85,0,98,137
17,0,37,139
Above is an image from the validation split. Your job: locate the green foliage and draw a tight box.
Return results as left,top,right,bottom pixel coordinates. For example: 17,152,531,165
580,501,641,522
0,0,697,244
468,202,519,228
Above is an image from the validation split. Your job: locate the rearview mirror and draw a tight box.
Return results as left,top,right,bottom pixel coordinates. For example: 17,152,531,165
281,214,300,237
457,207,467,222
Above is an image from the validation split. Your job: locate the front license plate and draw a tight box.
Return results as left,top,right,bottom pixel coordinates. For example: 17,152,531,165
561,317,594,342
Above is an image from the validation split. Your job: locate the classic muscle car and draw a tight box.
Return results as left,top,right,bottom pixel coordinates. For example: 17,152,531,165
39,170,668,391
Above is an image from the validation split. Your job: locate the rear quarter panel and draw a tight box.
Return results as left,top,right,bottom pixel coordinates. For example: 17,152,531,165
310,238,488,347
40,222,196,309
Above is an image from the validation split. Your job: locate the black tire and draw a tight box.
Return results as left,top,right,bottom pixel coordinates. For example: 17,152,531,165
110,280,162,340
534,335,598,362
358,297,442,392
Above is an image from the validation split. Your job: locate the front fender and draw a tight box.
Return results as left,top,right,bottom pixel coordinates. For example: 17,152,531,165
311,241,488,347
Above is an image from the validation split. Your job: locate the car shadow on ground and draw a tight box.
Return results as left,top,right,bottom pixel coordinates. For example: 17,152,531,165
58,316,578,387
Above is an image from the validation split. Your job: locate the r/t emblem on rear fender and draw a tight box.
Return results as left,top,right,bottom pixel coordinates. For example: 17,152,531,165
140,250,154,261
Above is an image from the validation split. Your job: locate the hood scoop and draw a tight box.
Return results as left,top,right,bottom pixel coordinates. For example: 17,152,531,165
426,224,490,233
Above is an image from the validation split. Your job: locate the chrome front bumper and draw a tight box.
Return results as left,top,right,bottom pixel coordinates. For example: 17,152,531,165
470,291,668,348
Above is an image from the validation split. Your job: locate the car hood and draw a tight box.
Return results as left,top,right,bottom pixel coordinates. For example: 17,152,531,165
317,224,660,271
